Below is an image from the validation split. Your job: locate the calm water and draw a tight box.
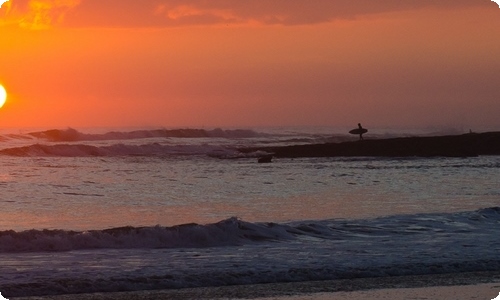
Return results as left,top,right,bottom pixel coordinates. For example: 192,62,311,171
0,127,499,297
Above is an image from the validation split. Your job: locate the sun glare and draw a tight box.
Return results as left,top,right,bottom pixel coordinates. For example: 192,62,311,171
0,85,7,108
0,0,9,8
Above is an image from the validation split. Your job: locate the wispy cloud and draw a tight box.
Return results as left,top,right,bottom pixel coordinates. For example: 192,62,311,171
1,0,80,29
65,0,492,27
1,0,494,29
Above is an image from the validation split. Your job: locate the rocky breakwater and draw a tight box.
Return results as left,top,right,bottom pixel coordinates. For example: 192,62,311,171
242,132,500,158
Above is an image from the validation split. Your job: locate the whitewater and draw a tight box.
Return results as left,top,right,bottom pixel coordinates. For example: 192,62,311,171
0,127,499,297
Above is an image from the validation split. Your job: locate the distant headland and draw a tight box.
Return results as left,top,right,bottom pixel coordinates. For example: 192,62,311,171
242,132,500,158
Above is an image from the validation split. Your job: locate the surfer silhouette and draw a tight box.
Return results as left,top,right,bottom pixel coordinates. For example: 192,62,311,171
357,123,364,140
349,123,367,140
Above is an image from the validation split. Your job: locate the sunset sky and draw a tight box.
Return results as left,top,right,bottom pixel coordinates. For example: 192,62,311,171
0,0,499,130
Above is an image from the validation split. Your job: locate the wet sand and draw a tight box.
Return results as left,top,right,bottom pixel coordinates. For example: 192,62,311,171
293,283,500,300
12,271,500,300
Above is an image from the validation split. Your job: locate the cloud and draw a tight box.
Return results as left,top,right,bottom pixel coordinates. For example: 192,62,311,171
61,0,492,28
1,0,494,29
1,0,80,29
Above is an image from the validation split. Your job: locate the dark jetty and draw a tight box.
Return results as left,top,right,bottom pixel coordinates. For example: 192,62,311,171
242,132,500,158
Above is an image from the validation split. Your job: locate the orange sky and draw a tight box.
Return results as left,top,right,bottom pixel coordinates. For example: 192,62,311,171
0,0,499,130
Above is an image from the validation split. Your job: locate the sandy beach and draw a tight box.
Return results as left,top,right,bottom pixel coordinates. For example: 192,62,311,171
12,271,500,300
302,283,500,300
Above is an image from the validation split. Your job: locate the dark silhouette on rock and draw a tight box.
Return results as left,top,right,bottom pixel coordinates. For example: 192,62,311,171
258,154,273,163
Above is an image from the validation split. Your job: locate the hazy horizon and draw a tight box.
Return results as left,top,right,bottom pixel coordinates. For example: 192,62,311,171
1,1,499,130
0,124,490,139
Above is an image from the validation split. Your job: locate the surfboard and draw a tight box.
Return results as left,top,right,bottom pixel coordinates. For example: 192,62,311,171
349,128,368,135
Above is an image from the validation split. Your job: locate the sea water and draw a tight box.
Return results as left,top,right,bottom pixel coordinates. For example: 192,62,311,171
0,127,499,297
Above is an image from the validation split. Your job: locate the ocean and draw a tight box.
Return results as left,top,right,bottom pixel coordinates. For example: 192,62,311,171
0,127,499,297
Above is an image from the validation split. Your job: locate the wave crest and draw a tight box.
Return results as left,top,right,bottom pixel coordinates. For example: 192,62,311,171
1,207,499,253
27,128,263,142
0,142,239,157
0,218,294,253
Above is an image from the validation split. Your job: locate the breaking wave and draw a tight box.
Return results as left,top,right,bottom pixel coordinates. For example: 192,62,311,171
0,127,285,157
26,128,264,142
1,207,499,253
0,142,242,157
0,218,293,253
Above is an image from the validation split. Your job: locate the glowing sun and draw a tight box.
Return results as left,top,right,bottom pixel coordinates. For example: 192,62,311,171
0,85,7,108
0,0,9,8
